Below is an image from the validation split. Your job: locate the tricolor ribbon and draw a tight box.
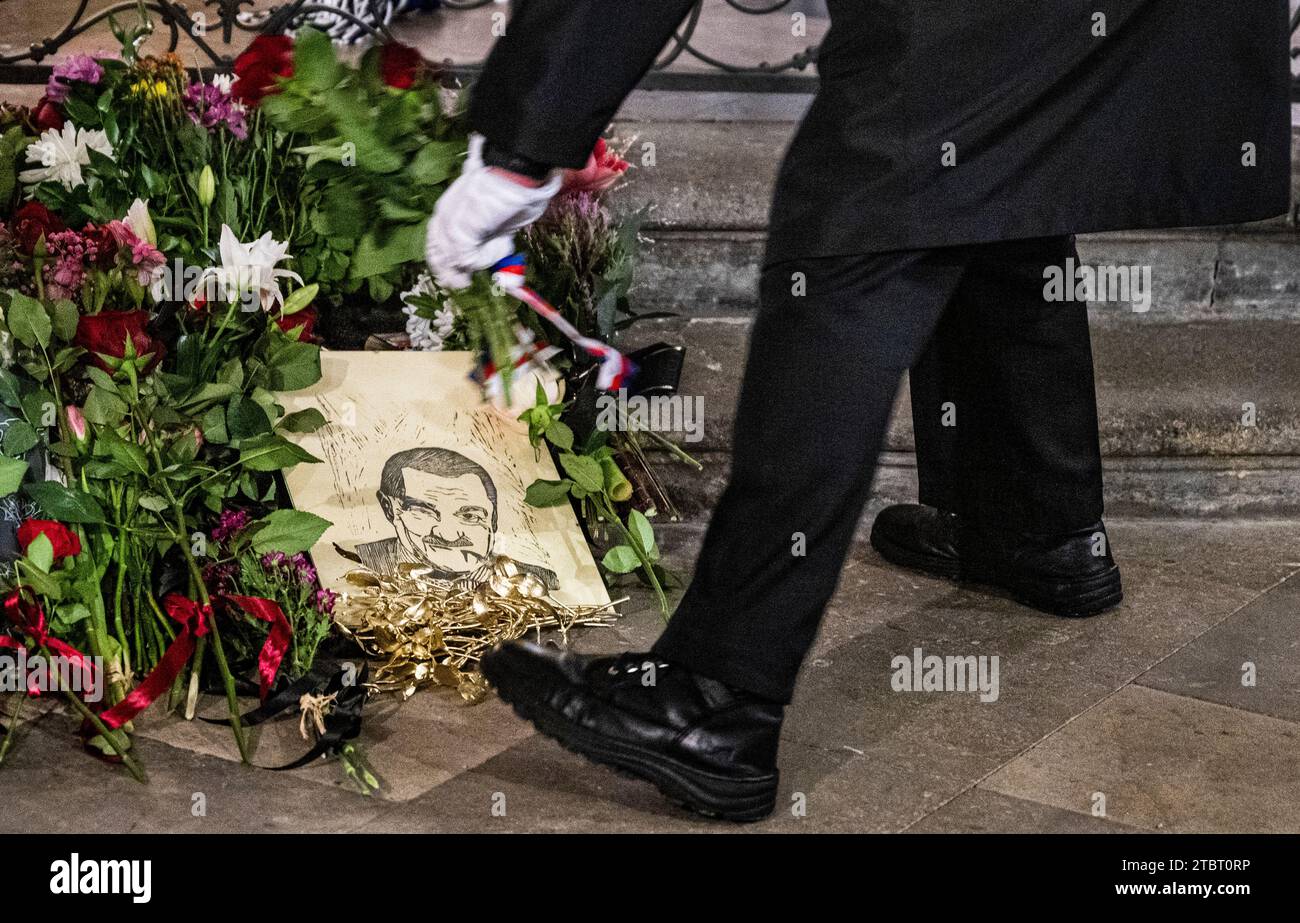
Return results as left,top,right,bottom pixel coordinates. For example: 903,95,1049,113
490,253,635,390
94,593,291,731
0,589,99,696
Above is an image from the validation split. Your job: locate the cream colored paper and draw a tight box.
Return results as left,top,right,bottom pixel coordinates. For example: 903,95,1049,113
281,350,610,607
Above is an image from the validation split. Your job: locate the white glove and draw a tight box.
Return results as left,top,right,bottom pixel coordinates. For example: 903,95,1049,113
424,133,562,290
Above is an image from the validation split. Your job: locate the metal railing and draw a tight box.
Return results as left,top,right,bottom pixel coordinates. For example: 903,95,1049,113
2,0,1298,98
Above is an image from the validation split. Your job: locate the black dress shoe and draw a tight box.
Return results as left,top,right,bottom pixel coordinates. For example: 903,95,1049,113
870,503,1123,617
480,640,782,822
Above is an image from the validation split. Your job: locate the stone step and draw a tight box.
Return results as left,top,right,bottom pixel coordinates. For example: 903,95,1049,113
609,120,1300,234
624,316,1300,518
650,449,1300,521
610,120,1300,318
640,316,1300,456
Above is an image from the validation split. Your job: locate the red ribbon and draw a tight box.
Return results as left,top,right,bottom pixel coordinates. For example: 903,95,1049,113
94,593,292,730
224,594,291,702
98,594,210,730
0,590,99,696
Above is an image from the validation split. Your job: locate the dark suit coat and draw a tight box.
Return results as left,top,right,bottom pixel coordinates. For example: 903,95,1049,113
468,1,1292,262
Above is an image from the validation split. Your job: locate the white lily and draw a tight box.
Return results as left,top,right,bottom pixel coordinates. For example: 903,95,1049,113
199,224,303,312
123,197,157,246
18,122,114,191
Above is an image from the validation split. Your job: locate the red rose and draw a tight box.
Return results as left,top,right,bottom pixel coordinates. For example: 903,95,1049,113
276,305,320,343
379,42,423,90
17,519,82,561
232,34,294,106
560,138,630,197
74,310,167,375
11,200,65,255
32,95,64,132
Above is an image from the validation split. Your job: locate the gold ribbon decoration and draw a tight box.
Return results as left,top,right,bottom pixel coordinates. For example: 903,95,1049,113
334,556,618,704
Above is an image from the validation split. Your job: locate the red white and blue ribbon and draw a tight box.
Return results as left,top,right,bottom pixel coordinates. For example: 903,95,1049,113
490,253,635,391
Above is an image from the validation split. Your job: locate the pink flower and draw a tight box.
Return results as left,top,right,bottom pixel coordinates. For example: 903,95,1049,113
560,138,629,197
129,237,166,286
65,405,87,443
43,228,92,298
46,55,104,103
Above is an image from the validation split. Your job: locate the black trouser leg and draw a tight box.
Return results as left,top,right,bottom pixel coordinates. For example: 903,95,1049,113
908,235,1104,534
652,249,970,703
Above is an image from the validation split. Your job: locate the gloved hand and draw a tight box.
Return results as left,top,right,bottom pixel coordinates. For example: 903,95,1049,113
424,133,562,290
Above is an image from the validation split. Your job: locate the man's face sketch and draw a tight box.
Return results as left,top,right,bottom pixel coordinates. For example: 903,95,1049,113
377,449,498,573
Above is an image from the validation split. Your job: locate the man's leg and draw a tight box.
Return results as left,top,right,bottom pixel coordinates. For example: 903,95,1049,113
873,234,1117,616
907,234,1104,532
651,247,971,703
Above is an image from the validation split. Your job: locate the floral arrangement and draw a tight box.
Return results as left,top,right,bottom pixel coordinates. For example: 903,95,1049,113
0,16,692,784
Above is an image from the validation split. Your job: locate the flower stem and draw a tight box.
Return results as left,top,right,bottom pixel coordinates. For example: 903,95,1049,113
0,694,25,766
52,659,147,784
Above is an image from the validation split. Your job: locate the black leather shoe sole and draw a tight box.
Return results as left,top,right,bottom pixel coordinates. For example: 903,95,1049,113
481,650,779,823
870,522,1122,618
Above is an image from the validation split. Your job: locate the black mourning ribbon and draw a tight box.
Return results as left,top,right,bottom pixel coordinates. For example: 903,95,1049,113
200,660,368,770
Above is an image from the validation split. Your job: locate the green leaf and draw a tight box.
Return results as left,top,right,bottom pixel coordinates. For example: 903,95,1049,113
25,481,105,523
628,508,658,561
601,545,641,575
544,419,574,451
266,340,322,392
408,141,461,186
216,357,244,389
0,369,22,408
137,494,170,513
559,453,604,494
97,427,149,475
524,478,573,508
293,26,340,91
238,433,322,472
201,405,228,444
2,420,38,457
281,283,318,317
277,407,328,433
25,532,54,573
226,396,272,440
0,455,27,496
5,292,51,349
249,509,331,554
51,299,79,342
15,559,62,601
83,386,127,426
349,222,424,280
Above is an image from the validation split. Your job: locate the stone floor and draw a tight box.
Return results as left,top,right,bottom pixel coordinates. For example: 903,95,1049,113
2,516,1298,833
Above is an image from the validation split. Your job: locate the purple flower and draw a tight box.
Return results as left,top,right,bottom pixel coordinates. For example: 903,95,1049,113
313,588,338,615
46,55,104,103
260,551,288,570
291,553,318,586
212,509,252,543
183,81,249,140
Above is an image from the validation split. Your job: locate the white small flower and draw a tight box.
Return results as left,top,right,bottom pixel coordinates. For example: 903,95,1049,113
433,305,456,338
19,122,114,191
400,272,458,351
198,224,303,312
210,73,234,94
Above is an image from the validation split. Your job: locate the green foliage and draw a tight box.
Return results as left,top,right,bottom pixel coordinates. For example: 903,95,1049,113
259,28,470,301
517,387,671,615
